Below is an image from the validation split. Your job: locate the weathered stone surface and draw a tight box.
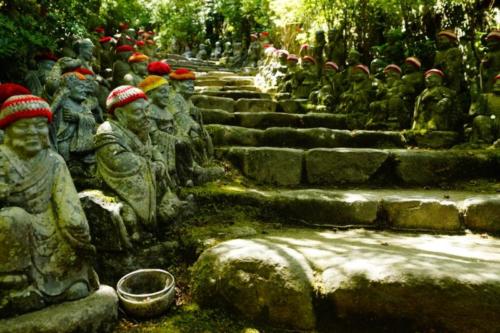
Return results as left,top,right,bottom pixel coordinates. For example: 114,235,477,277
462,196,500,233
191,95,235,112
381,197,461,231
0,285,118,333
221,77,255,86
200,108,236,125
393,149,497,185
237,112,301,128
405,130,461,148
192,229,500,333
219,147,304,186
195,79,224,87
199,90,271,100
206,124,262,146
351,130,406,148
262,128,351,148
191,239,316,330
301,113,347,129
277,99,307,113
306,148,389,184
222,85,259,92
234,98,276,113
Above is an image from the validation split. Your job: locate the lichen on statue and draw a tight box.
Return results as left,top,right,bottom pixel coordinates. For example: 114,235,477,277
291,56,318,99
469,74,500,144
308,61,341,113
335,64,373,121
0,93,98,318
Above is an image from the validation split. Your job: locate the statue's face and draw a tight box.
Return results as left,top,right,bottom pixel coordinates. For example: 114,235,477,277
151,84,169,108
176,80,195,96
487,39,499,50
38,60,55,81
287,61,297,69
436,36,452,50
324,68,337,79
69,81,88,102
351,70,367,82
132,62,148,76
79,43,94,61
385,70,400,82
425,74,442,88
403,63,417,74
115,98,150,135
4,117,49,158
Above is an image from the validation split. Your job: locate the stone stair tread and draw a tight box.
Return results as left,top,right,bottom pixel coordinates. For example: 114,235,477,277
195,90,271,100
186,183,500,232
191,227,500,332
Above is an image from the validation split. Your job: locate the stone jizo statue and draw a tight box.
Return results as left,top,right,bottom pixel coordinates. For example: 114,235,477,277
124,52,149,86
469,74,500,144
112,45,134,86
0,93,98,318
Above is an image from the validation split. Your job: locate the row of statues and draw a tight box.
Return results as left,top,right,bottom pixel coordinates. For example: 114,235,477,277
1,25,223,319
254,29,499,145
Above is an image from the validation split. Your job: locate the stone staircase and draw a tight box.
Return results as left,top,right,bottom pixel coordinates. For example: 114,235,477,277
185,69,500,332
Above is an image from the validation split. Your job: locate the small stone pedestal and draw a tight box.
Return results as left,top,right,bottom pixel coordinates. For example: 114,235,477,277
0,285,118,333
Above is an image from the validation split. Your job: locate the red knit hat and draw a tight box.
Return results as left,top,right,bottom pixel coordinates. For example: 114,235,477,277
486,31,500,42
324,61,339,71
353,64,370,76
136,40,145,47
128,52,149,63
405,56,421,69
73,67,95,76
169,68,196,81
383,64,402,75
0,95,52,128
495,74,500,82
119,23,129,31
287,54,299,62
116,45,134,53
438,30,458,41
300,44,309,51
0,83,31,105
424,68,445,78
261,31,269,37
148,61,172,75
302,56,316,65
99,36,115,44
95,27,105,34
106,85,148,114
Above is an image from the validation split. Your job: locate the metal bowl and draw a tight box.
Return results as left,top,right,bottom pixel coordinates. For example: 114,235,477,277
117,269,175,318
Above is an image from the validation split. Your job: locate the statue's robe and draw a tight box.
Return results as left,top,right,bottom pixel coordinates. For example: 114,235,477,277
0,146,96,307
94,120,157,229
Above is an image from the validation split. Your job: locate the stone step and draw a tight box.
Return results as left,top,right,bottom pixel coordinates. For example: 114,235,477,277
196,76,255,87
216,146,500,186
190,228,500,332
184,183,500,233
195,90,271,100
195,85,260,93
207,124,407,149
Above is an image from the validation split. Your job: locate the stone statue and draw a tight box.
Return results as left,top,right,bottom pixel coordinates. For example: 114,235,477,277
211,41,223,60
277,54,299,95
309,61,340,112
196,44,209,60
292,56,318,99
313,30,326,76
380,29,405,65
412,69,459,131
45,57,83,100
480,31,500,93
434,30,465,95
0,93,98,318
247,34,263,67
368,64,410,129
324,29,346,67
335,64,373,128
401,57,425,108
50,72,96,179
229,42,245,67
95,86,170,244
112,45,134,86
124,52,149,86
469,74,500,144
182,46,194,59
370,57,388,94
98,37,116,78
272,50,289,87
25,53,58,98
73,38,96,72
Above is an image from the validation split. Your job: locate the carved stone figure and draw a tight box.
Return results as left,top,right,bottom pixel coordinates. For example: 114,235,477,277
73,38,96,72
0,93,98,318
313,30,326,76
211,41,223,60
112,45,133,87
480,31,500,93
277,54,299,95
50,72,96,179
95,86,169,244
380,29,405,65
247,34,263,67
324,29,346,67
368,64,410,129
412,69,459,131
272,50,289,87
469,74,500,144
292,56,318,99
401,57,425,108
309,61,340,112
229,42,245,67
434,30,465,95
25,53,58,98
98,37,116,78
124,52,149,86
336,65,373,128
196,44,209,60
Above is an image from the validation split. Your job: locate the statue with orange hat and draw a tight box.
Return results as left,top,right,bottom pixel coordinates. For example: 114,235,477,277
412,69,459,131
0,83,98,318
124,52,149,86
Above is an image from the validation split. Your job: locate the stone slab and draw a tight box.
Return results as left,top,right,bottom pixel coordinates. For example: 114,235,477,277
218,147,304,186
300,113,347,129
236,112,301,128
461,196,500,233
0,285,118,333
305,148,390,185
234,98,277,113
200,108,236,125
192,229,500,332
404,130,461,149
197,91,271,100
191,95,235,112
206,125,262,147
